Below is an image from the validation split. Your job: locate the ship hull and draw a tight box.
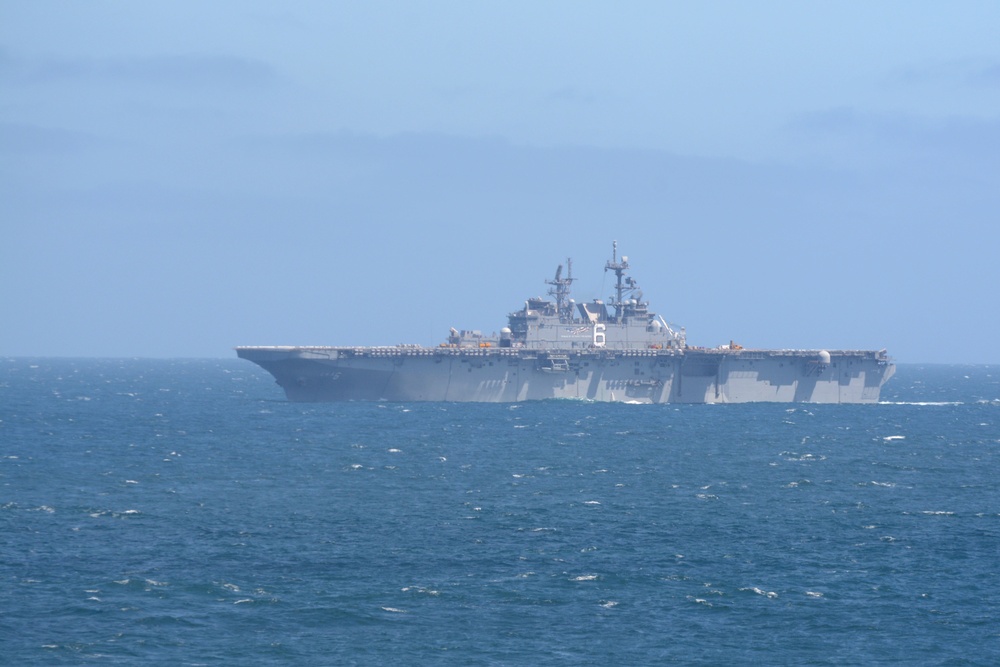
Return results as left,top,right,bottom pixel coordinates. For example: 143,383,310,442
237,346,895,404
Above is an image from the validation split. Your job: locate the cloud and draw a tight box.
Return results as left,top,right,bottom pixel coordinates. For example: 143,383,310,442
547,86,600,105
0,121,103,154
783,107,1000,174
2,51,280,90
888,57,1000,89
973,62,1000,86
4,127,997,360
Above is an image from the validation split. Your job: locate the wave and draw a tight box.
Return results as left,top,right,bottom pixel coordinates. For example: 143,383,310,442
879,401,964,406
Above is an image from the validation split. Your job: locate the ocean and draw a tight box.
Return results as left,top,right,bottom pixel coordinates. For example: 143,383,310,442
2,358,998,665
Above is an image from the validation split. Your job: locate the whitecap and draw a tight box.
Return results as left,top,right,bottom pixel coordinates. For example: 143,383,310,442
741,587,778,599
883,435,905,441
805,591,823,598
381,607,407,613
583,500,601,505
387,448,402,453
880,401,962,406
573,574,599,581
781,452,824,462
600,600,619,608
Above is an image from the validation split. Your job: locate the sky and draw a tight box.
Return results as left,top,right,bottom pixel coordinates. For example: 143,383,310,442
2,1,999,363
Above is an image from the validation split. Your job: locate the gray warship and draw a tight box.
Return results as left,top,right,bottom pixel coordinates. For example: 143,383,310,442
237,243,894,403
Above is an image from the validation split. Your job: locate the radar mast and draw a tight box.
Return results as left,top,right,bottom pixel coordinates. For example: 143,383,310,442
546,258,574,322
605,241,640,322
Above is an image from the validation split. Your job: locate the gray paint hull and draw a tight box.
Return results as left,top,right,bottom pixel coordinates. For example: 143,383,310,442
237,346,895,404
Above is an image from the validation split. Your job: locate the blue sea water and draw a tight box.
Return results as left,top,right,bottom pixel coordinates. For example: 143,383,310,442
2,359,999,665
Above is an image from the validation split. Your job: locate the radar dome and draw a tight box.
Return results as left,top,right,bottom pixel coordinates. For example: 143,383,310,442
818,350,831,364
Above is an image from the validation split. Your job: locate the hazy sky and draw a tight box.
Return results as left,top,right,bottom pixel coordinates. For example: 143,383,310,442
3,2,999,363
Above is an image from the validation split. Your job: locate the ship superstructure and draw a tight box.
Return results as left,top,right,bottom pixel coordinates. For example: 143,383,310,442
237,244,894,403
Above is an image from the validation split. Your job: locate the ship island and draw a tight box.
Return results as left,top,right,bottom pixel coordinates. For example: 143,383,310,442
237,243,894,403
